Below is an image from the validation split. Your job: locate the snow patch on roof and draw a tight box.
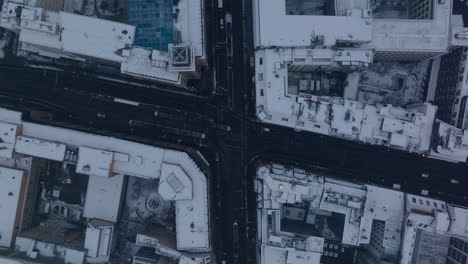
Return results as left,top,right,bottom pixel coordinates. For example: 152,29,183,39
20,122,164,179
120,47,182,84
0,122,18,159
60,12,135,62
83,174,125,223
0,167,24,247
15,136,66,161
163,150,209,252
76,146,114,177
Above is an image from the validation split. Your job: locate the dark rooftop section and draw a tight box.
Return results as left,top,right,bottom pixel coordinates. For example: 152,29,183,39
127,0,174,51
285,0,335,16
453,0,468,27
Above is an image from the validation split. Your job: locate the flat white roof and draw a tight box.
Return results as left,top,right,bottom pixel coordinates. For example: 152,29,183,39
451,27,468,46
257,162,468,264
255,47,437,153
254,0,452,52
0,107,22,124
15,136,66,161
406,194,447,214
0,107,210,252
331,101,364,136
163,150,209,251
83,174,125,223
158,162,192,201
60,12,135,62
2,0,205,85
19,28,62,50
253,0,373,47
0,122,18,159
76,146,114,177
448,205,468,236
120,47,181,84
19,122,164,179
0,167,24,248
286,248,321,264
382,118,419,138
369,19,449,53
261,245,287,264
320,182,366,245
174,0,204,58
367,0,452,53
360,185,405,244
261,244,321,264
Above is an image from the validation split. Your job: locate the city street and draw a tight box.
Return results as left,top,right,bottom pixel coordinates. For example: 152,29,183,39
0,0,468,263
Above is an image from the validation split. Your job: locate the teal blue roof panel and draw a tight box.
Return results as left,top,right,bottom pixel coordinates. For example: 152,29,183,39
127,0,174,51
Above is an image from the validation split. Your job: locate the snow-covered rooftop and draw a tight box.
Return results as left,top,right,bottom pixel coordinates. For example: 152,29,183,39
431,121,468,163
120,47,182,85
258,165,367,247
19,28,62,50
254,0,452,52
3,6,135,62
83,174,125,223
60,12,135,62
15,136,66,161
359,185,404,245
18,122,165,178
76,146,114,178
255,45,437,154
164,150,209,252
0,0,205,86
257,163,468,264
158,162,193,201
320,182,366,245
451,27,468,47
0,107,210,253
174,0,204,59
0,122,19,159
260,244,321,264
447,205,468,237
0,167,25,248
365,0,452,53
253,0,373,48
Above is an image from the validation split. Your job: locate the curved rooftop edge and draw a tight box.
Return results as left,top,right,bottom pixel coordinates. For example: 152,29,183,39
0,107,210,253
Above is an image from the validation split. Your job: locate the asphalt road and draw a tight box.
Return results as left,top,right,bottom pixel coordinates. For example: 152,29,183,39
248,122,468,206
0,0,468,263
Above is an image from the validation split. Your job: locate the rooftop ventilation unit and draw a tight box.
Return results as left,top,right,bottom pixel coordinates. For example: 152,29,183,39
168,43,196,72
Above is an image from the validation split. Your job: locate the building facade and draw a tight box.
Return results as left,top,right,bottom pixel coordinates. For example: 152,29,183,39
0,0,205,87
257,162,468,264
433,47,465,125
447,237,468,264
0,107,212,264
409,0,433,20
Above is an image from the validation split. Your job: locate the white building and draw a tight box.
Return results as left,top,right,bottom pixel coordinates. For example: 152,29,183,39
256,162,468,264
0,107,211,264
254,0,463,65
430,121,468,163
252,0,468,163
0,0,205,87
0,167,29,248
256,66,438,153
